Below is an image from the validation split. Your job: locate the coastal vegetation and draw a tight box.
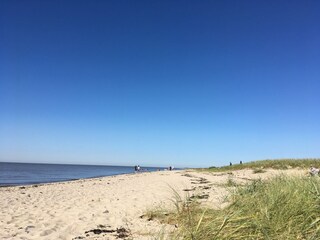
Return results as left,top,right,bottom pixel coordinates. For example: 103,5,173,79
153,176,320,239
150,159,320,239
207,158,320,172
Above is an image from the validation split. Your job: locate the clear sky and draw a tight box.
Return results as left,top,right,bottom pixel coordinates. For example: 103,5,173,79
1,1,319,168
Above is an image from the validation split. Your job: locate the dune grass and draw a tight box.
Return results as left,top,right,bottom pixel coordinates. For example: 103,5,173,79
206,158,320,172
152,175,320,239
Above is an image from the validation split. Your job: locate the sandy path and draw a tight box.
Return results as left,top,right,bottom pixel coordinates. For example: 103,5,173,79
0,169,306,239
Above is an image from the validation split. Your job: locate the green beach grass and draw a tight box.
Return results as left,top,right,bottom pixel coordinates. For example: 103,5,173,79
151,159,320,239
206,158,320,172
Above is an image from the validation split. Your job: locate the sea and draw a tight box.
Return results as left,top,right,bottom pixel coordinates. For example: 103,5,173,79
0,162,165,186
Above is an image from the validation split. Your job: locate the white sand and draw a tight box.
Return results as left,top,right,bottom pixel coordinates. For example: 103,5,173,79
0,168,306,240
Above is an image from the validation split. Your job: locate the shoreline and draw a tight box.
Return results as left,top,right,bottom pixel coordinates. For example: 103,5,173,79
0,167,172,188
0,172,138,188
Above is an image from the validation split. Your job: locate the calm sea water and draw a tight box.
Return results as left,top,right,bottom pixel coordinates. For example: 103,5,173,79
0,162,164,186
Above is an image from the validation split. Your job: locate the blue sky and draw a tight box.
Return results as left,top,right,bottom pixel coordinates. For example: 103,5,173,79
1,1,319,167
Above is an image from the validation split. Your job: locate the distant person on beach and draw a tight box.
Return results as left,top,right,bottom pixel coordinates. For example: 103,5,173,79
134,165,138,172
230,162,232,166
137,165,140,172
240,161,243,164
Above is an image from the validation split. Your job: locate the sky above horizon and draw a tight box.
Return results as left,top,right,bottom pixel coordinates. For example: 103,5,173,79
1,1,320,167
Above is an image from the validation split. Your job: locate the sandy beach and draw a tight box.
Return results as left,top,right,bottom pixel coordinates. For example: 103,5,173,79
0,169,305,240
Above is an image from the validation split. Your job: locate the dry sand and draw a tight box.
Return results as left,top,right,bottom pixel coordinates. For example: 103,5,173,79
0,168,306,240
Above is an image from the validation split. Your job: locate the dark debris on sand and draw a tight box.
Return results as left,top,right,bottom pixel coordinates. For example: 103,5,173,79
190,194,209,200
75,226,131,239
